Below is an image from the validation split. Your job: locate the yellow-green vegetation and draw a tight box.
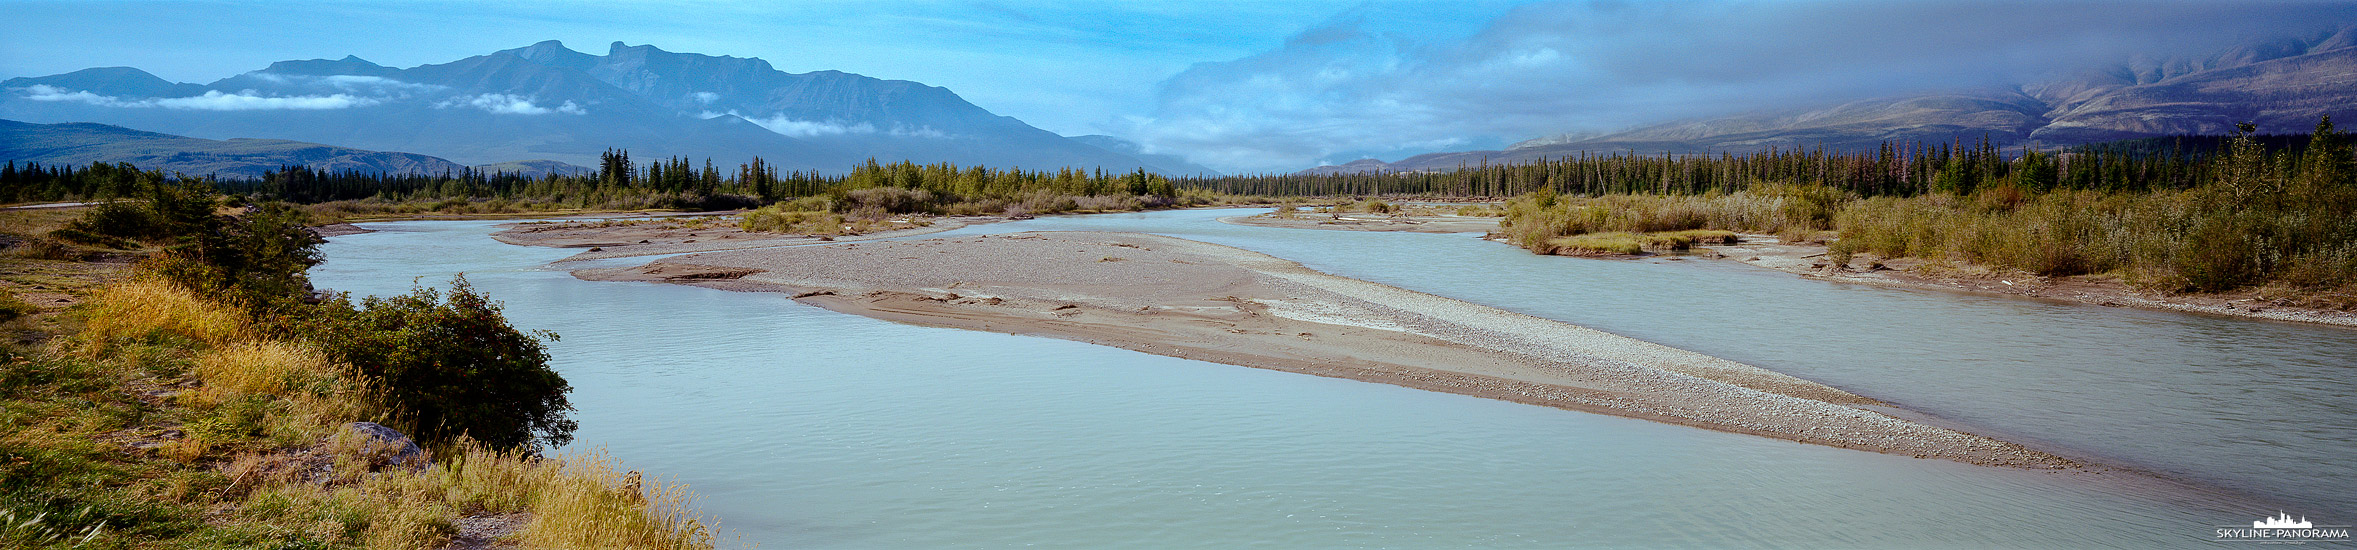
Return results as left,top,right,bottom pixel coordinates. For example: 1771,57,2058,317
1541,231,1731,256
1453,203,1504,217
1330,199,1398,214
1499,184,1838,252
3,190,719,548
1500,121,2356,304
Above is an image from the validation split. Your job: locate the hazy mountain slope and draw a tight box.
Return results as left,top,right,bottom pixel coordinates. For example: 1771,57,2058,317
1067,135,1224,175
2,40,1184,174
500,41,1158,172
1308,26,2357,174
0,119,468,179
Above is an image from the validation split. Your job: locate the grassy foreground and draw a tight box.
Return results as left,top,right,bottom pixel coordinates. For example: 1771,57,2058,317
3,206,718,548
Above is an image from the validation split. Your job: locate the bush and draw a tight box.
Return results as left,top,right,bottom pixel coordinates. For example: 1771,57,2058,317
309,277,573,451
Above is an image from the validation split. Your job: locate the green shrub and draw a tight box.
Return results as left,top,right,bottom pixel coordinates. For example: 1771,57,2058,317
307,277,573,451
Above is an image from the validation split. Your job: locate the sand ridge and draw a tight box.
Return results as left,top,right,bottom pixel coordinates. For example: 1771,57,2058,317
576,231,2075,468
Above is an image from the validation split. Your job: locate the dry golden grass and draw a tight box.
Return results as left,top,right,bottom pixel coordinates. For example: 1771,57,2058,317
1545,232,1701,255
1662,229,1739,245
520,449,716,550
77,277,245,351
191,341,324,404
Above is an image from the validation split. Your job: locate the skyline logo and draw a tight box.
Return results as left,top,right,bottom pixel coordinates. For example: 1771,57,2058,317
2257,512,2316,529
2217,512,2350,544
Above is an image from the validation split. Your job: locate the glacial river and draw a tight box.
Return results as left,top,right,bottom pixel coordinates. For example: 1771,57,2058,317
311,208,2354,548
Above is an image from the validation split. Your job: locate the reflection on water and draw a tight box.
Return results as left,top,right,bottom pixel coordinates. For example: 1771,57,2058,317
309,215,2340,548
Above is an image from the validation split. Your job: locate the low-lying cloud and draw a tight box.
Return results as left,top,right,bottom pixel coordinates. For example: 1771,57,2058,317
1125,1,2357,173
718,111,954,139
436,93,585,115
18,84,379,110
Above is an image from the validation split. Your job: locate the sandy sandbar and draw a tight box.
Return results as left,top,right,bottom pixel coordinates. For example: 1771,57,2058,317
491,215,1003,262
576,231,2074,468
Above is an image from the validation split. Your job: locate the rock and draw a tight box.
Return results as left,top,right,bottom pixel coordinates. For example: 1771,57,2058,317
344,422,426,467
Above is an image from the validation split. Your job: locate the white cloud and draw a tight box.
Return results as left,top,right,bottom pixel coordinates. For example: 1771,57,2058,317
692,91,720,104
749,115,872,137
19,85,116,105
705,111,959,140
888,124,949,139
315,75,444,94
16,84,377,110
436,93,586,115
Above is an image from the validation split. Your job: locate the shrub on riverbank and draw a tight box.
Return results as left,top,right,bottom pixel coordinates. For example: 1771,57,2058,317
305,277,576,452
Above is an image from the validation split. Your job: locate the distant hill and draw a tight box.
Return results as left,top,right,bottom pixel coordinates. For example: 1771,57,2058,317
2,41,1199,175
0,119,470,179
1301,25,2357,174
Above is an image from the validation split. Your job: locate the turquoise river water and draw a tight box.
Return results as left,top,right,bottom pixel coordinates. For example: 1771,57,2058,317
310,208,2354,548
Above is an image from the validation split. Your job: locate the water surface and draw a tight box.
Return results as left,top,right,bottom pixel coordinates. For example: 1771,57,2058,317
309,214,2344,548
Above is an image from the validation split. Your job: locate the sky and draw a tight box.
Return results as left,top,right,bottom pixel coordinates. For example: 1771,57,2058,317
5,0,2355,173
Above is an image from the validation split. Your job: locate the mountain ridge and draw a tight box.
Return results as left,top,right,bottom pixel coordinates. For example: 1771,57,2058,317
2,40,1181,175
1304,26,2357,175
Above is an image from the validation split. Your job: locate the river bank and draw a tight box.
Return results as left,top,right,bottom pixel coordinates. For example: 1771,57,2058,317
570,230,2073,468
1216,212,2357,328
1695,235,2357,328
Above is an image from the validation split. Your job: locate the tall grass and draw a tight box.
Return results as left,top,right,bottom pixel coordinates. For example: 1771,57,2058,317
1503,177,2355,300
190,341,329,405
78,276,245,351
1832,184,2357,296
519,450,716,549
1499,184,1840,253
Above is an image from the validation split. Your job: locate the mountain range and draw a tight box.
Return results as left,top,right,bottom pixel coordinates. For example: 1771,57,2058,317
1304,25,2357,174
2,41,1215,176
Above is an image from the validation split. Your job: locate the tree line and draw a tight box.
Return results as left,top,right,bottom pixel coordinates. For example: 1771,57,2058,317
0,122,2344,208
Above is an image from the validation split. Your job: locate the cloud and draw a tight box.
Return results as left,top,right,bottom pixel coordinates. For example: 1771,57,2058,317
436,93,586,115
17,84,378,110
736,113,875,137
1126,1,2357,173
711,111,954,139
315,74,444,94
692,91,720,104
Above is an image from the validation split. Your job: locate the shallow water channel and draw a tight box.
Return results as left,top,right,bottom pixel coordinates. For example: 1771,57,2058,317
311,209,2353,548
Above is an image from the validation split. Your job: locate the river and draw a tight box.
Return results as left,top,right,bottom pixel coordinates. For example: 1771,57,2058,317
310,208,2353,548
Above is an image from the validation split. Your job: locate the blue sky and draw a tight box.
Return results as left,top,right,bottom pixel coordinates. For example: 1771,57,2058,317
5,1,2355,172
